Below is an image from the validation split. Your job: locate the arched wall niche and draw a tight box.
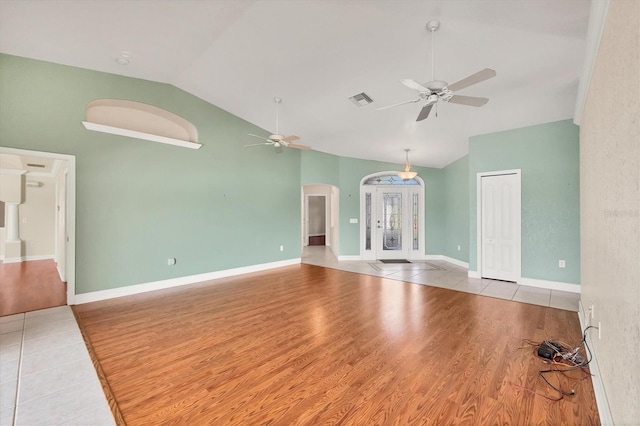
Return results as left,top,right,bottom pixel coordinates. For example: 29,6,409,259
82,99,201,149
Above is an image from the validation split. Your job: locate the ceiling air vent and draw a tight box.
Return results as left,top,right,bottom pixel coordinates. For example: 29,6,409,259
349,92,374,107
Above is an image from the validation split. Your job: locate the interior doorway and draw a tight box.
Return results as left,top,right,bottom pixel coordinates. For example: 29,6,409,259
0,147,76,307
301,184,339,256
307,195,326,246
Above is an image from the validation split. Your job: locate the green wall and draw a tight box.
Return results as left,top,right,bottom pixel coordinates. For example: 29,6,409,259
468,119,581,284
443,156,469,262
1,54,581,294
300,153,445,256
0,54,302,294
301,150,340,186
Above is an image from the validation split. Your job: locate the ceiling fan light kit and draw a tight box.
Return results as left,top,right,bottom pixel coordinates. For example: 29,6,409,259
398,149,418,180
378,19,496,121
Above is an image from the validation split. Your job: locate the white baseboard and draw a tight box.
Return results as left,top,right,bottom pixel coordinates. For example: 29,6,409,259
75,258,301,304
578,300,614,425
1,254,54,263
465,272,581,293
424,255,469,269
520,277,581,293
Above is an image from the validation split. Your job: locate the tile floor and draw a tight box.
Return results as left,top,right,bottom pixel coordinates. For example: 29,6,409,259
0,306,114,426
0,250,579,425
301,246,580,312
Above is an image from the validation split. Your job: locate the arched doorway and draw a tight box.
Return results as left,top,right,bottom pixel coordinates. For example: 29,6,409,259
359,172,424,261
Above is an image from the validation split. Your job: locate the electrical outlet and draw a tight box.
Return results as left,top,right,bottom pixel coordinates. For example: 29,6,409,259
558,260,566,268
280,245,284,252
597,322,602,339
457,245,461,251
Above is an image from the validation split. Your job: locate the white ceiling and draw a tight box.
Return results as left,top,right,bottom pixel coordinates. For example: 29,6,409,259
0,0,591,168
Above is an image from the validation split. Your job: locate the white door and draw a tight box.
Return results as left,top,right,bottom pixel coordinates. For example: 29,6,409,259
481,173,521,282
375,187,410,259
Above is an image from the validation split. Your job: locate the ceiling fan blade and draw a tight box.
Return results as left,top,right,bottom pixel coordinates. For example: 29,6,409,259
376,98,422,111
416,104,433,121
400,79,430,92
244,143,270,147
281,135,300,143
248,133,270,142
446,68,496,92
447,95,489,107
288,143,311,150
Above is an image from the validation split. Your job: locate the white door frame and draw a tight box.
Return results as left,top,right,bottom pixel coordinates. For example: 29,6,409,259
304,194,328,246
0,147,76,304
476,169,521,283
360,172,425,261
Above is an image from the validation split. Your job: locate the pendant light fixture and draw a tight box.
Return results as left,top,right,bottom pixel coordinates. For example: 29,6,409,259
398,149,418,180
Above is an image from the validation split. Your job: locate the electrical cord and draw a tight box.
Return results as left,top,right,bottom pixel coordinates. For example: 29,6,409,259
519,325,598,400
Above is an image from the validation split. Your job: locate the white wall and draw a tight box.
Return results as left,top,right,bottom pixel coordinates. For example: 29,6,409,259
308,196,326,236
580,1,640,423
19,176,56,258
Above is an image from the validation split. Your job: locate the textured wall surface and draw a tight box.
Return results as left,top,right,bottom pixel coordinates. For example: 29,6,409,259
0,54,303,294
468,120,581,284
443,156,469,262
579,1,640,423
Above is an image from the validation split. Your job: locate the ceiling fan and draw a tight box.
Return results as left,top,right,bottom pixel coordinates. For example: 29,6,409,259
246,97,311,153
377,20,496,121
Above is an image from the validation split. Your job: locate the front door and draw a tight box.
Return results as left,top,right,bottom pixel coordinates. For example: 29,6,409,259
375,187,410,260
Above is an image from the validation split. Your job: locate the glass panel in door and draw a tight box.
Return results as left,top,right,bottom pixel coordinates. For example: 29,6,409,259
376,188,409,259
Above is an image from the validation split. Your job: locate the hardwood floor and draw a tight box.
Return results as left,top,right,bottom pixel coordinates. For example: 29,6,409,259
0,259,66,316
73,264,599,425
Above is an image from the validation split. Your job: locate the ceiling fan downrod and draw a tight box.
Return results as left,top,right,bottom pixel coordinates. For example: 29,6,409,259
274,97,282,135
427,20,440,82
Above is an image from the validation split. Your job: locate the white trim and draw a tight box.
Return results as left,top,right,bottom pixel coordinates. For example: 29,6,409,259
476,169,522,283
26,254,55,261
75,258,301,304
578,301,614,425
1,254,55,263
468,270,481,279
82,121,202,149
0,147,76,305
519,277,581,293
573,0,610,126
424,255,469,269
305,193,328,246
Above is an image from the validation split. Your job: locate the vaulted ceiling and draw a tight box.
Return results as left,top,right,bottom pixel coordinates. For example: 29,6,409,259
0,0,591,168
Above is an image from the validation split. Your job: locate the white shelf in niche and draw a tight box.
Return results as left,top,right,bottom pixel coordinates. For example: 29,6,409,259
82,121,202,149
82,99,202,149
